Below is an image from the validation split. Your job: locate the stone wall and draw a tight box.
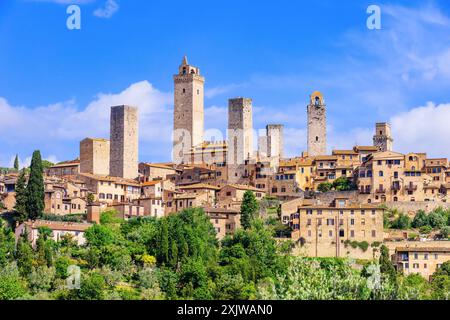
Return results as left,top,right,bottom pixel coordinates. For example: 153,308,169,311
383,201,450,215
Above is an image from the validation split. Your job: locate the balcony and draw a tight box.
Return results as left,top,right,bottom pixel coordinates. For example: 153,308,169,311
375,188,386,193
405,184,418,192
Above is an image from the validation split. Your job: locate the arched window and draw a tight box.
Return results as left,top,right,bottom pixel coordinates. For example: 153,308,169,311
409,156,413,161
316,136,319,142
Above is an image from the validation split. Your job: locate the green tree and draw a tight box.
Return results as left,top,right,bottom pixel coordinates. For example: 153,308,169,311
0,222,15,267
332,177,355,191
427,211,446,229
13,154,19,171
26,150,45,220
379,245,397,282
78,272,106,300
318,182,333,193
412,210,428,228
391,213,411,230
0,263,26,300
158,219,169,264
15,235,34,277
240,191,259,230
14,169,28,223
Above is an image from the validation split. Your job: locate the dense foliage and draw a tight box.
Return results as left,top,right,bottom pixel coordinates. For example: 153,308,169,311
0,208,449,300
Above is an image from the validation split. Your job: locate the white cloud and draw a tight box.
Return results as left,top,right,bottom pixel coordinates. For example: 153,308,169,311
390,102,450,157
0,81,173,167
93,0,119,18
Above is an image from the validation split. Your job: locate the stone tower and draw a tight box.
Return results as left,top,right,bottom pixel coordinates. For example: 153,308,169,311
80,138,110,175
307,91,327,157
109,105,139,179
173,56,205,162
267,124,284,159
227,97,254,165
373,122,393,152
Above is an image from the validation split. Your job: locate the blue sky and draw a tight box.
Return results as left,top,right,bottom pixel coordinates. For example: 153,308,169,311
1,0,450,167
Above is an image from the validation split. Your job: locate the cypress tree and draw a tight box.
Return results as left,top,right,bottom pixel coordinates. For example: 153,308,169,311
15,235,34,277
26,150,45,220
158,219,169,264
14,169,28,223
13,154,19,171
240,190,259,230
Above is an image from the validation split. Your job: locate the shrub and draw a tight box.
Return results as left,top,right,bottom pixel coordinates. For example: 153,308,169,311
419,226,433,235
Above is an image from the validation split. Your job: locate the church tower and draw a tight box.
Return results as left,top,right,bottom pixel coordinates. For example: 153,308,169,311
173,56,205,161
307,91,327,156
373,122,393,152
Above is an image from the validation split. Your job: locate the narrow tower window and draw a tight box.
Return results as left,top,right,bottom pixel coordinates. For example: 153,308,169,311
316,136,319,142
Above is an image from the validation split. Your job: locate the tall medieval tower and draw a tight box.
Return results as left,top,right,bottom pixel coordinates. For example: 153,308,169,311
227,97,254,165
373,122,393,152
109,105,139,179
307,91,327,157
173,56,205,161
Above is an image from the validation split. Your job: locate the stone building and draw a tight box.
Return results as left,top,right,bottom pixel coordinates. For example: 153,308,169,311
284,198,384,259
307,91,327,157
46,159,80,177
267,124,284,159
394,246,450,280
80,138,110,175
173,56,205,162
373,122,393,152
109,105,139,179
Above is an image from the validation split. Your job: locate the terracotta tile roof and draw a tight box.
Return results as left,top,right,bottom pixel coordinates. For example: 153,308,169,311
203,207,240,214
224,184,264,192
314,155,338,161
332,150,358,155
25,220,92,232
354,146,380,152
179,183,220,190
78,173,140,186
396,247,450,253
142,180,163,186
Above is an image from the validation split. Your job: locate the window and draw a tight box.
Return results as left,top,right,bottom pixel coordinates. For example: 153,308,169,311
351,219,355,226
339,230,345,237
329,230,333,238
361,218,366,226
372,230,376,237
350,230,355,238
379,171,384,177
424,254,428,260
414,253,418,260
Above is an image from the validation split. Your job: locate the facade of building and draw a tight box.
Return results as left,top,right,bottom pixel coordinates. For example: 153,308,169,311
16,220,91,247
286,198,384,259
394,246,450,280
203,207,241,240
46,160,80,177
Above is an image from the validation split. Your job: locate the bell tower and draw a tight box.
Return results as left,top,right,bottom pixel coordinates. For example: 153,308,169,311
173,56,205,161
307,91,327,157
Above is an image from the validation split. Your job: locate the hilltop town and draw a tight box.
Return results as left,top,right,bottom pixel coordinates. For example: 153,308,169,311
1,57,450,284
